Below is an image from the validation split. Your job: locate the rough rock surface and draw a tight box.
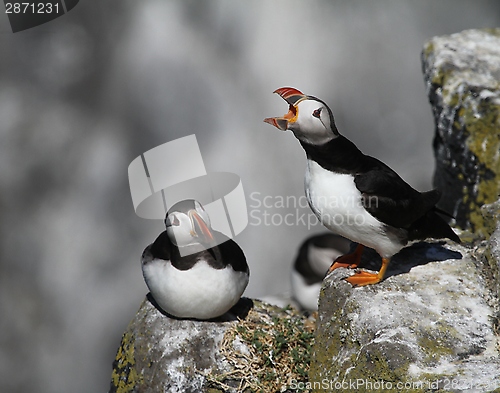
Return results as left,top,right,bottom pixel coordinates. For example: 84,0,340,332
484,198,500,304
310,241,500,392
109,295,249,393
422,28,500,233
109,296,314,393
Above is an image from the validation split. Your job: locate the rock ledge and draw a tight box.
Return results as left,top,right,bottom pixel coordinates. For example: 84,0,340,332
310,241,500,392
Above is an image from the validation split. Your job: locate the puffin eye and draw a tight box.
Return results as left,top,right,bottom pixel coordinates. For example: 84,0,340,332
166,215,180,227
312,108,322,118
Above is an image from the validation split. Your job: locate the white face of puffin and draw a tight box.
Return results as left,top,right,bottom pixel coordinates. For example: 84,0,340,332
165,200,214,248
289,99,335,145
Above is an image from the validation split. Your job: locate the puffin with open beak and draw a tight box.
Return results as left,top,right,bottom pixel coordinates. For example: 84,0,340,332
141,199,249,319
264,87,460,286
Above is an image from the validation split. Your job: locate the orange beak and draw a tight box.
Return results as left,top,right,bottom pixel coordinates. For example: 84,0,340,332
190,210,214,243
264,87,307,130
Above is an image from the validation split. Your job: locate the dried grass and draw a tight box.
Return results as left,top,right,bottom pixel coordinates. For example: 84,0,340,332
204,302,316,392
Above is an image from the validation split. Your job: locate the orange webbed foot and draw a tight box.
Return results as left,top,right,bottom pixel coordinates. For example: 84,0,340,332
345,271,382,286
328,244,364,273
344,257,391,287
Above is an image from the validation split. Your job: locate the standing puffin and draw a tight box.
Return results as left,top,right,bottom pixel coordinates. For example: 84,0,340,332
292,233,351,310
264,87,460,286
141,199,249,319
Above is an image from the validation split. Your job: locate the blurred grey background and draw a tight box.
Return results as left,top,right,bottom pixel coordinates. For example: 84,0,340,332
1,1,499,392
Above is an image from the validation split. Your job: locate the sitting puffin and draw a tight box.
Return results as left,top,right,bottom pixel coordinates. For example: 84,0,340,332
292,233,351,310
141,199,249,319
264,87,460,286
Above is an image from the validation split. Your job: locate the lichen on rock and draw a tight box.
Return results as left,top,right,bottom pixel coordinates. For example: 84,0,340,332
110,331,143,392
422,28,500,234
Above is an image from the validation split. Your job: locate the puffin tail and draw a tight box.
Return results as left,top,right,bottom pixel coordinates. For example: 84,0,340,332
408,210,461,243
434,206,456,220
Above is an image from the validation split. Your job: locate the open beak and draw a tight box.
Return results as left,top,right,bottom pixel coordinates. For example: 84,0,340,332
263,87,307,130
189,210,214,243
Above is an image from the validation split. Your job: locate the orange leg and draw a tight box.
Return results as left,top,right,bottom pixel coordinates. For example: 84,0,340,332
328,244,365,273
345,257,390,287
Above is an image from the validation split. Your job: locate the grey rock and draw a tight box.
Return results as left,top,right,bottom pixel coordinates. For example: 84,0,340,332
109,296,252,393
422,28,500,234
483,198,500,303
486,238,500,303
310,241,500,392
109,296,314,393
481,198,500,238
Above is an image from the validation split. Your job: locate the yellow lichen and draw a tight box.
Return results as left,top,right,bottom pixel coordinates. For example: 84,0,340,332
461,99,500,234
110,331,143,393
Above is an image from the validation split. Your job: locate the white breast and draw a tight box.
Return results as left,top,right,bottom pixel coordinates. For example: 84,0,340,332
142,259,249,319
305,159,405,258
307,244,343,277
291,269,322,311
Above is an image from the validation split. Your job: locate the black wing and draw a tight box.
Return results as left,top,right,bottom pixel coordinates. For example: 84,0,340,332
217,238,249,273
354,157,440,229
